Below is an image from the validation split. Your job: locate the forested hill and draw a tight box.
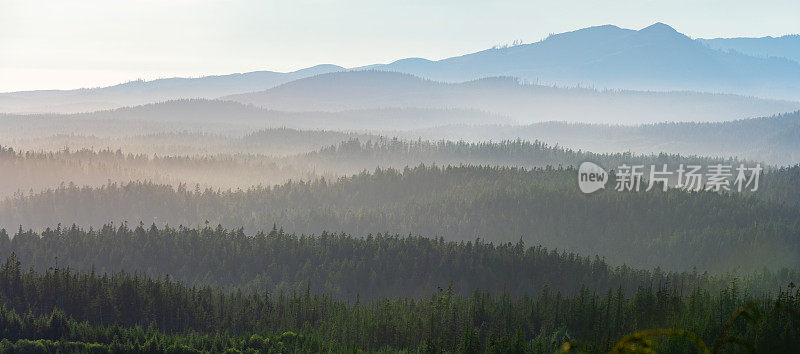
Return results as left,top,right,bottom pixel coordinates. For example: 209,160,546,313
297,138,739,173
2,165,798,272
414,110,800,166
0,145,314,199
0,140,735,200
0,99,506,138
0,224,720,301
0,251,795,352
223,71,800,124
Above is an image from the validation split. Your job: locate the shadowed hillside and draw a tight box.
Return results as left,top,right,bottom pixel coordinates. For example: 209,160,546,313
225,71,800,124
3,165,798,273
0,99,507,138
408,111,800,165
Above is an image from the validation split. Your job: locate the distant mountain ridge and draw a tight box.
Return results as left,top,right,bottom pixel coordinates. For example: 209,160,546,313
0,99,508,138
2,23,800,114
5,98,800,165
224,70,800,124
698,35,800,63
364,23,800,100
407,110,800,166
0,65,344,114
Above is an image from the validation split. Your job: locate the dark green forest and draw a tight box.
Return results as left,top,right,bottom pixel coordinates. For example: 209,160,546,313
3,165,798,272
6,223,794,300
1,137,799,352
0,248,796,353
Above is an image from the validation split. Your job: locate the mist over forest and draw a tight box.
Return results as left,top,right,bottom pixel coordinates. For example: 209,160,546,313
1,18,799,353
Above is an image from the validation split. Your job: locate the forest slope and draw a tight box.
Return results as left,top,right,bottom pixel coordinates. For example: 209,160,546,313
2,165,798,273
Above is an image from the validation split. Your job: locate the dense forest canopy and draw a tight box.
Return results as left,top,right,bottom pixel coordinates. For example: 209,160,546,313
3,165,798,273
4,223,787,300
0,138,745,199
0,252,795,352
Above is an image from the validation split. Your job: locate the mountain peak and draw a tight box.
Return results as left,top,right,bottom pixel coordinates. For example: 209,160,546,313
637,22,693,43
540,24,634,44
640,22,680,34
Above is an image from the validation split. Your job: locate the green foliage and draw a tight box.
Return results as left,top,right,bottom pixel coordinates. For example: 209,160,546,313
0,257,795,352
0,224,696,300
2,224,796,302
3,165,799,271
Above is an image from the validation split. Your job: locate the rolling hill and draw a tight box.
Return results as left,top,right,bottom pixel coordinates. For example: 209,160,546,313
224,70,800,124
0,99,507,138
408,111,800,165
3,165,798,273
0,65,344,114
699,35,800,63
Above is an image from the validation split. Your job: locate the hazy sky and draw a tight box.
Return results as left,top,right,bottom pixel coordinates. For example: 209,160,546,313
2,0,798,92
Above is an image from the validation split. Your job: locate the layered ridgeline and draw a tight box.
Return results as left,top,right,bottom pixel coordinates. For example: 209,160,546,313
4,82,797,143
698,35,800,64
223,71,800,125
5,107,800,166
0,146,316,200
3,74,800,142
411,110,800,166
5,128,375,157
0,64,345,114
295,138,740,176
0,252,796,352
0,139,736,199
0,99,508,139
3,23,800,115
2,165,799,273
0,225,724,300
362,23,800,100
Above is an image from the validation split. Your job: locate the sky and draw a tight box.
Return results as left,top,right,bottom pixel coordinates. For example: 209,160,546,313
1,0,799,92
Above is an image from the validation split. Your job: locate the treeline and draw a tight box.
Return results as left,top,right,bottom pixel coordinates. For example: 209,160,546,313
10,128,374,157
0,308,333,352
418,110,800,166
0,138,738,200
2,165,798,272
0,224,728,300
0,254,796,352
299,137,737,174
0,145,313,199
